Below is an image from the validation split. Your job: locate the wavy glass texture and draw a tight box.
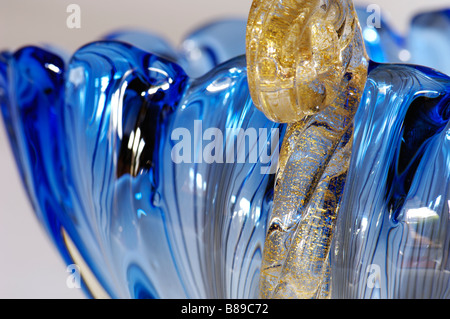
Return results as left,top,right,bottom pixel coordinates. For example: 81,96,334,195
332,63,450,299
0,39,284,298
247,0,369,299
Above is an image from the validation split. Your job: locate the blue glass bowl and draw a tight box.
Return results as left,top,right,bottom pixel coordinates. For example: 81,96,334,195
1,8,450,299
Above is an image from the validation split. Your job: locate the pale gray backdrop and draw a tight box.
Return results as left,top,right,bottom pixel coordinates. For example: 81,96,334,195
0,0,449,299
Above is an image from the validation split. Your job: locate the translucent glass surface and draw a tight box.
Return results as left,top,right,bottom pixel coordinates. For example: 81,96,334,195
332,62,450,299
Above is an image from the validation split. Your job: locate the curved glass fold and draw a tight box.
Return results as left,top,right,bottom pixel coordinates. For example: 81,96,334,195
332,62,450,299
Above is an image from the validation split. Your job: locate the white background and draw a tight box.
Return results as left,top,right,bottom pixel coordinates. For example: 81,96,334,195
0,0,449,299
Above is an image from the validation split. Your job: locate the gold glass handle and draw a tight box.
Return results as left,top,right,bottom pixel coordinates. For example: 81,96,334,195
246,0,369,298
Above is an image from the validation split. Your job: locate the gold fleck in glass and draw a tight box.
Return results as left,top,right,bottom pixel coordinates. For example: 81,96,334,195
246,0,369,298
